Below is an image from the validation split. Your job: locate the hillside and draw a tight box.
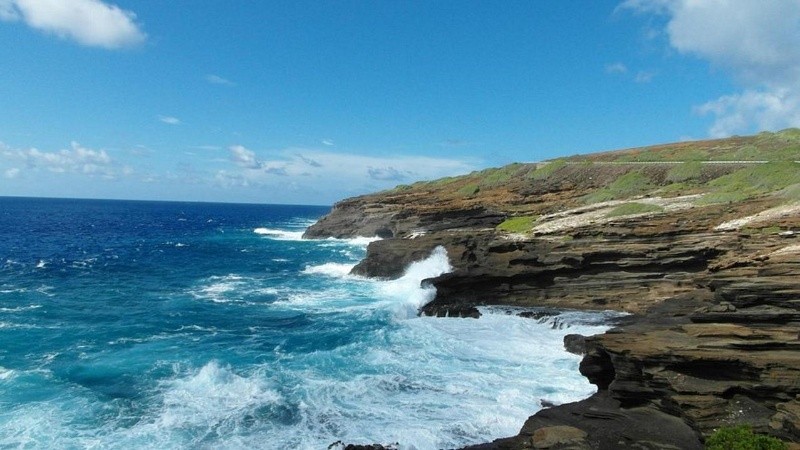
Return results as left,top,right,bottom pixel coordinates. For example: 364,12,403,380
304,130,800,449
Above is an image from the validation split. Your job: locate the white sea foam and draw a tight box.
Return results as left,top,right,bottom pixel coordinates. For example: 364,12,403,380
0,287,27,294
253,227,305,240
190,275,280,304
0,304,42,312
154,361,282,432
301,262,357,278
0,366,15,380
378,246,452,319
325,236,382,247
35,260,47,269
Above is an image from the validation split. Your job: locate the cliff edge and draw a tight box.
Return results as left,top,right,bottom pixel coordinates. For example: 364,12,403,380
305,130,800,449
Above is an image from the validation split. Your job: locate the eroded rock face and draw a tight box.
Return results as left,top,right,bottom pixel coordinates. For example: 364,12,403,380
303,155,800,448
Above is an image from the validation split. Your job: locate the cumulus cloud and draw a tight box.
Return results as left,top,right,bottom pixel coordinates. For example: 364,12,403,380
0,0,146,49
695,88,800,138
2,141,126,179
229,145,261,169
4,167,20,179
621,0,800,136
158,115,181,125
205,74,235,86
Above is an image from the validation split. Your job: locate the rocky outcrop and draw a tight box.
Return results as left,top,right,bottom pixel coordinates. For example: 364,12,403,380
305,132,800,448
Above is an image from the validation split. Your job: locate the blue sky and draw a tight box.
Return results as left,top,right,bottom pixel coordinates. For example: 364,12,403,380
1,0,799,205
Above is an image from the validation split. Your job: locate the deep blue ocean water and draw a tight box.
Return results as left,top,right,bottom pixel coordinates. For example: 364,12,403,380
0,197,616,449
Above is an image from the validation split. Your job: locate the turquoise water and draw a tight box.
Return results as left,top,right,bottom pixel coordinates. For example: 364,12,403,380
0,197,614,449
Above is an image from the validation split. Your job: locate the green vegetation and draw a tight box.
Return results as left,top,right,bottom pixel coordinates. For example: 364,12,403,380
480,163,526,187
666,161,703,183
584,171,655,204
606,202,664,218
595,128,800,162
699,162,800,204
740,225,782,236
705,425,787,450
779,183,800,201
457,183,480,197
530,159,568,181
496,216,538,233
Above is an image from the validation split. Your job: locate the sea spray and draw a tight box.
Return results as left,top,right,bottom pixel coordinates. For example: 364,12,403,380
378,246,453,319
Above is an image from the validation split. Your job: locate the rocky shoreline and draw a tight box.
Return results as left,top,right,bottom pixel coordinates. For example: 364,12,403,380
305,133,800,449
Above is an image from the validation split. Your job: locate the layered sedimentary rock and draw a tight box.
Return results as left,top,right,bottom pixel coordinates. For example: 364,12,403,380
305,132,800,448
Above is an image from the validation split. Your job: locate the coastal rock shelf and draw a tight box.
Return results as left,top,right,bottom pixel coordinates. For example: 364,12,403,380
304,131,800,448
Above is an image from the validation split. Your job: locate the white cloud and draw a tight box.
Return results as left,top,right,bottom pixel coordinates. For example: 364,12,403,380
2,141,124,179
1,0,146,49
634,70,656,83
205,74,235,86
321,139,334,146
158,115,181,125
220,145,475,195
367,166,411,181
621,0,800,136
695,88,800,138
605,62,629,74
4,167,20,179
229,145,261,169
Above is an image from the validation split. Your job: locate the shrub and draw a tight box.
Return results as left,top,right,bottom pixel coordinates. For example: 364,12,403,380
584,171,655,204
530,159,568,181
497,216,538,233
699,162,800,205
457,184,480,197
667,161,703,183
481,164,521,187
705,425,787,450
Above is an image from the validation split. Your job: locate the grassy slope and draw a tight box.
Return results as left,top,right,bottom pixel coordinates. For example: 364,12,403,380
374,129,800,234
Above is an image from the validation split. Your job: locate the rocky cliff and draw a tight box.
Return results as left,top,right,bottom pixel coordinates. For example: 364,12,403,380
304,130,800,449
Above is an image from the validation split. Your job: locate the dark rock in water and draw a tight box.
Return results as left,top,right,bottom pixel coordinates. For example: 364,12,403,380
420,302,481,319
344,445,398,450
563,334,587,355
328,441,398,450
462,392,703,450
517,310,560,321
539,399,557,408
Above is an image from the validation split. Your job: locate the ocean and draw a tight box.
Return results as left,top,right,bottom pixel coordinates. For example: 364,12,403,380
0,197,616,449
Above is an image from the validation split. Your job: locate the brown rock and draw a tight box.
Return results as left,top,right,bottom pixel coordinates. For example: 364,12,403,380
531,426,588,449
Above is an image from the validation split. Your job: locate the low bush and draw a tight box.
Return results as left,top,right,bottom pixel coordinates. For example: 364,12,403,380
497,216,538,233
584,171,655,204
705,425,787,450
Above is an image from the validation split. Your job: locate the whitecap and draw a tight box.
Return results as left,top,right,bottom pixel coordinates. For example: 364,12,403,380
318,236,382,248
253,227,305,241
0,287,27,294
154,361,282,431
0,305,42,312
301,262,357,278
0,367,14,381
35,260,47,269
190,275,280,304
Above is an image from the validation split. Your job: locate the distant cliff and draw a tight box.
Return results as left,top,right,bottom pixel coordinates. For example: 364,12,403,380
305,129,800,449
